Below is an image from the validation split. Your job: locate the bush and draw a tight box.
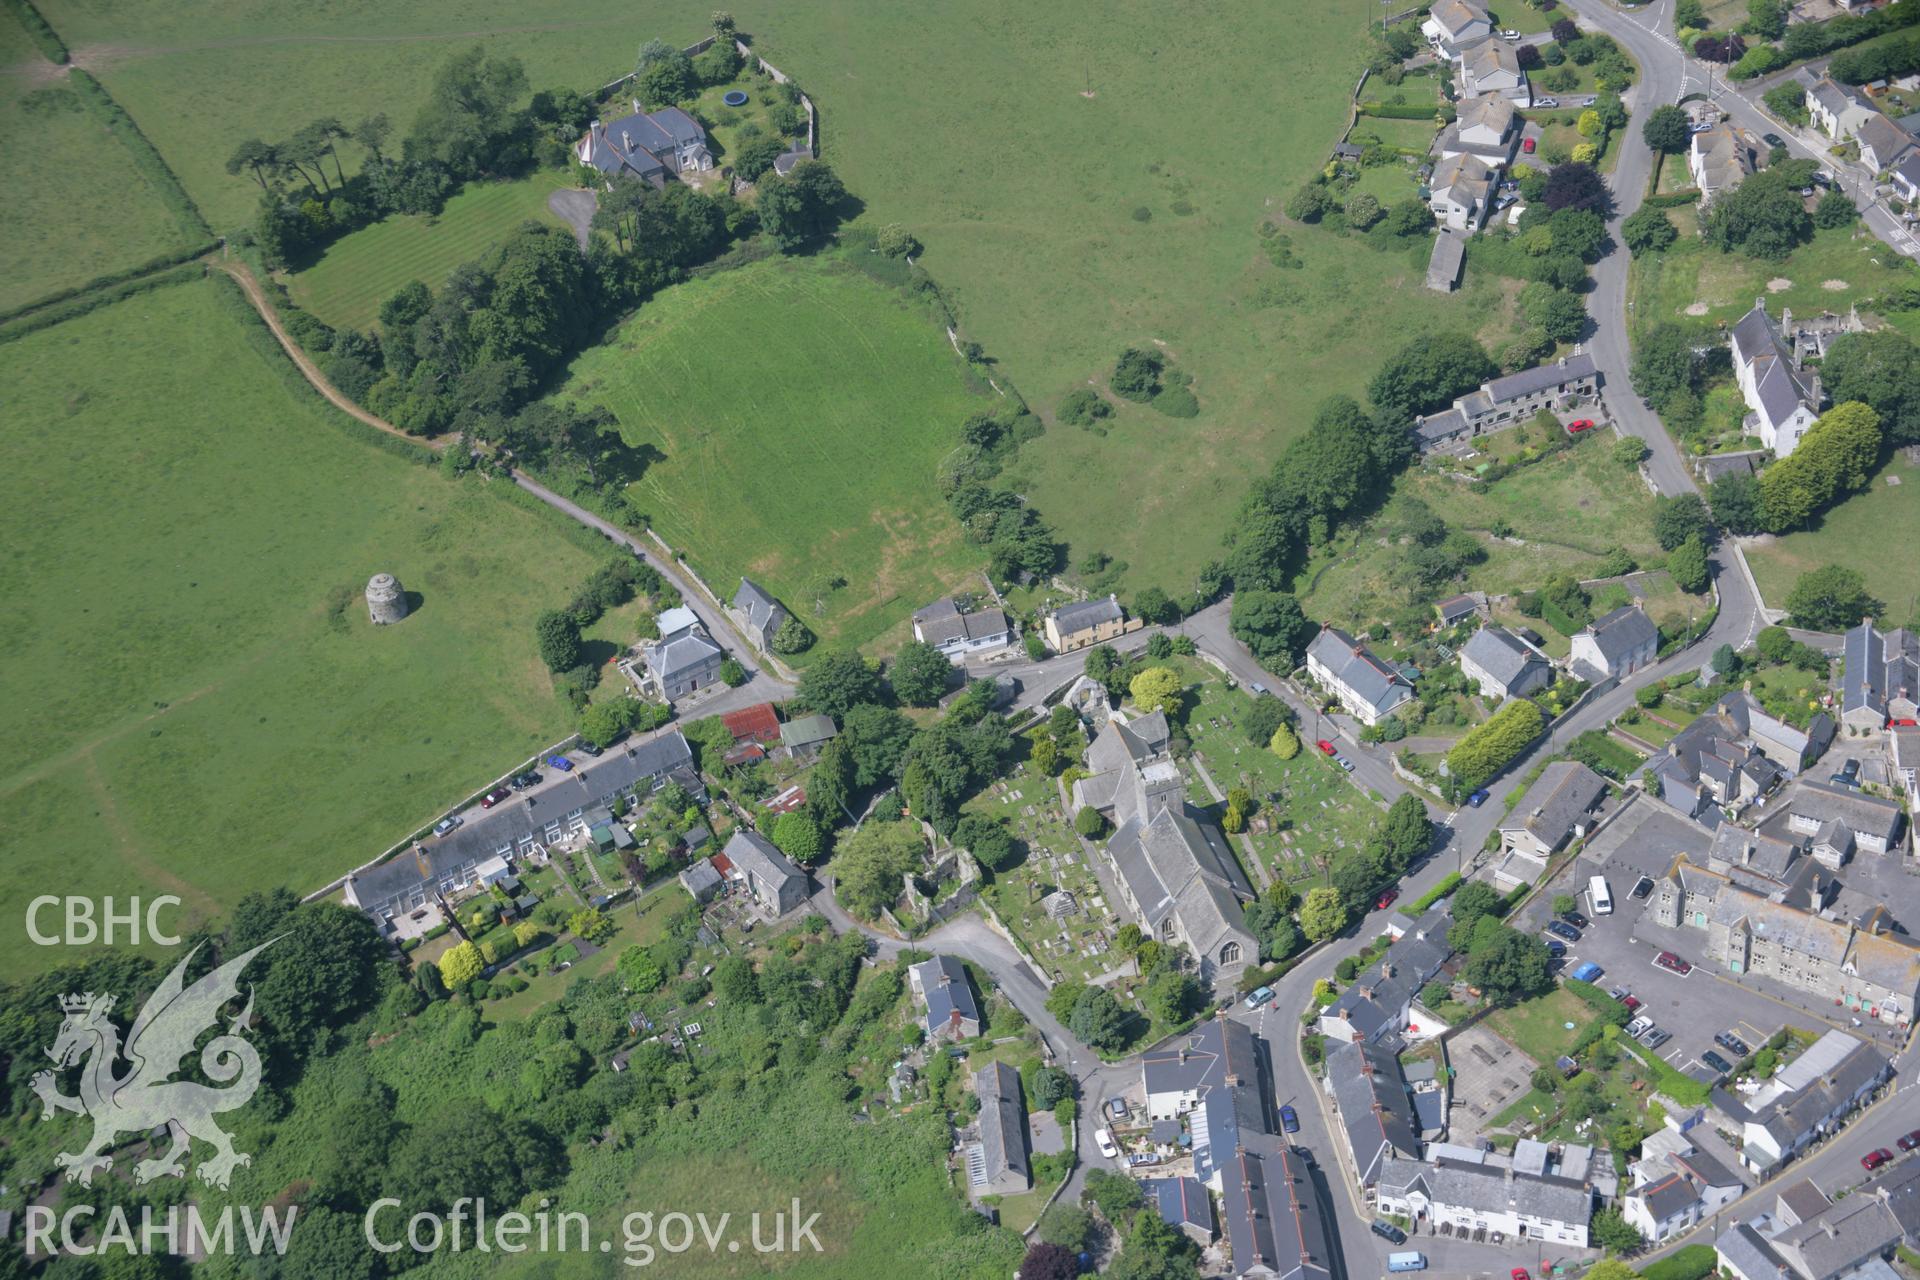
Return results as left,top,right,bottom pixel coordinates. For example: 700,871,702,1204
1445,698,1546,793
1111,347,1163,402
1645,1247,1721,1280
1057,387,1113,426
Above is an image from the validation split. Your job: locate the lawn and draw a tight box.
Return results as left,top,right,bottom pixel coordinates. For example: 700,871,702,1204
1484,986,1598,1064
559,251,992,654
1746,453,1920,622
486,885,690,1019
0,15,190,311
285,171,570,331
0,279,613,975
1629,224,1920,343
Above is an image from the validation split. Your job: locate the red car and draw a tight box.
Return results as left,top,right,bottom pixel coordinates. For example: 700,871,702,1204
1622,995,1642,1012
1654,951,1693,975
480,785,512,809
1514,1270,1532,1280
1376,888,1400,911
1522,137,1536,153
1899,1130,1920,1151
1864,1148,1894,1172
1316,739,1337,756
1566,419,1596,433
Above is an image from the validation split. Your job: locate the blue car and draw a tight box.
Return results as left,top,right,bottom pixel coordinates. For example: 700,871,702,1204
1467,789,1490,807
1570,961,1604,983
1280,1105,1300,1133
1545,940,1566,958
546,755,575,771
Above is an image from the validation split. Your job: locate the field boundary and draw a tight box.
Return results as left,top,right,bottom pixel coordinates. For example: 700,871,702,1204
0,239,221,327
67,69,211,241
3,0,67,62
0,261,208,345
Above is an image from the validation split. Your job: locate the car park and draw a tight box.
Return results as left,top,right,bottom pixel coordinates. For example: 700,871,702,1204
1563,910,1589,929
546,755,574,771
1316,739,1336,755
1702,1049,1735,1075
1715,1032,1751,1058
480,785,512,808
1864,1148,1894,1172
1280,1105,1300,1133
1096,1129,1119,1159
1245,986,1275,1009
1468,789,1491,807
1546,921,1582,943
1899,1130,1920,1152
1641,1026,1672,1049
1570,961,1603,982
432,815,462,836
1376,888,1400,911
1372,1221,1408,1245
1654,951,1693,975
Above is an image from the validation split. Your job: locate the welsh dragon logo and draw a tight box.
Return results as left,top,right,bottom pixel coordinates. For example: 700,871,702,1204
32,941,272,1189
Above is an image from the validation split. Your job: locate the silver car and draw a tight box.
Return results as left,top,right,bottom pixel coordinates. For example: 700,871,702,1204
1640,1026,1672,1050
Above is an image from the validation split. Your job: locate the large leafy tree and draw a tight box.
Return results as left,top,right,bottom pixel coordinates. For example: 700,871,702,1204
1463,925,1553,1006
407,46,531,175
1366,333,1499,422
888,640,953,707
831,821,923,919
1641,104,1692,153
757,160,849,251
1230,590,1314,665
1760,401,1884,531
1653,492,1714,550
797,649,882,719
1543,161,1610,215
1821,329,1920,446
1784,564,1884,630
1299,887,1348,942
1702,168,1813,259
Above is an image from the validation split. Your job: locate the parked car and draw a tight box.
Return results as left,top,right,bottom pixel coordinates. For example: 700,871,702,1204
1641,1027,1672,1049
1562,910,1589,929
1250,682,1269,695
1245,986,1276,1010
1702,1050,1735,1075
1317,739,1336,755
1631,875,1655,900
1546,921,1582,943
1467,789,1491,807
1654,951,1692,975
1514,1269,1533,1280
480,786,512,809
1096,1129,1120,1159
1813,171,1835,187
577,740,603,757
1522,136,1537,154
509,771,540,790
1108,1098,1131,1121
1501,27,1521,38
1764,132,1787,148
1863,1148,1895,1172
1280,1105,1300,1133
1376,888,1400,911
1566,419,1596,433
1607,986,1630,1001
1372,1221,1409,1244
1715,1032,1752,1058
1127,1152,1161,1167
1622,995,1642,1012
432,816,463,836
1626,1015,1654,1038
1898,1130,1920,1152
1536,96,1560,107
1546,939,1567,957
1336,756,1355,772
1570,961,1603,982
546,755,574,771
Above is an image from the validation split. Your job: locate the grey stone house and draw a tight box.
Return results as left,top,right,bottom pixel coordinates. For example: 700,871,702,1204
1414,354,1600,452
642,605,724,702
1458,624,1551,701
968,1061,1031,1197
729,578,791,656
719,828,808,916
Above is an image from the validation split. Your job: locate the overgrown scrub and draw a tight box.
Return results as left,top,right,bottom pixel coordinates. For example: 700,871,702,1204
3,0,66,62
1444,697,1546,793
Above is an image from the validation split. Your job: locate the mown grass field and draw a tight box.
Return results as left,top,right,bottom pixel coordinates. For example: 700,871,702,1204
286,171,569,330
560,252,990,654
44,0,1527,596
0,279,609,975
0,14,189,311
1746,454,1920,621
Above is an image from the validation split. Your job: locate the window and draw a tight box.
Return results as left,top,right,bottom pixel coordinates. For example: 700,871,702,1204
1219,941,1242,966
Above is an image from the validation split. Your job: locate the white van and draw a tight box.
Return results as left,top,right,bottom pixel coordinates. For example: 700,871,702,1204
1589,874,1614,916
1387,1252,1428,1272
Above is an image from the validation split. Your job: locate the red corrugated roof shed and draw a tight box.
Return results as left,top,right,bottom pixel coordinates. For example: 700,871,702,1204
766,785,807,815
723,702,781,744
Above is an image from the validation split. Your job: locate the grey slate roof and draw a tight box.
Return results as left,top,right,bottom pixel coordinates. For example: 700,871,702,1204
1730,303,1820,433
580,106,707,179
1717,1222,1792,1280
913,597,1011,647
647,628,722,680
1436,593,1483,626
1308,625,1415,718
732,577,788,635
1639,1170,1703,1220
1584,604,1659,666
1461,624,1548,691
911,955,980,1038
1844,620,1920,722
1858,112,1918,167
1501,761,1608,850
1786,779,1905,846
1809,77,1872,119
1693,124,1754,196
1774,1193,1902,1280
1430,0,1490,37
1143,1176,1214,1235
1051,595,1125,636
1328,1040,1421,1183
973,1060,1031,1188
1483,353,1598,406
1417,407,1471,444
721,828,806,906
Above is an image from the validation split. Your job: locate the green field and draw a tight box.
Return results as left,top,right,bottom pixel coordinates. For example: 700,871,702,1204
0,279,609,974
42,0,1535,594
286,171,569,330
1746,453,1920,622
0,15,190,311
559,252,990,653
1629,224,1920,343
